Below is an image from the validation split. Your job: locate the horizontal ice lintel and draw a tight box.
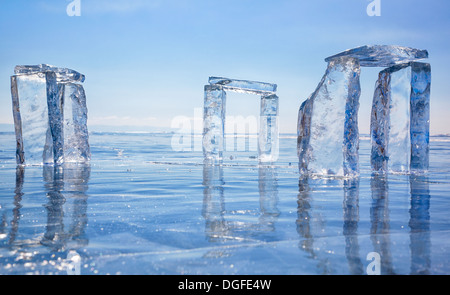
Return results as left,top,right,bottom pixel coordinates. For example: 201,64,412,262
325,45,428,68
209,77,277,95
14,64,85,83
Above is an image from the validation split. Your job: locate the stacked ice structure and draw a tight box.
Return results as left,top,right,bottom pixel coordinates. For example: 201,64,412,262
203,77,279,163
298,45,430,177
11,64,90,166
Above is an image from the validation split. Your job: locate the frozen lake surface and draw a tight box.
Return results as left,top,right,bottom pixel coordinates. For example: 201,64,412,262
0,131,449,275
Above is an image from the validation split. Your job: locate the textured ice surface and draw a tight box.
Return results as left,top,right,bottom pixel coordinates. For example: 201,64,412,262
203,85,226,160
259,94,279,162
15,64,85,83
325,45,428,68
209,77,277,95
298,57,360,177
0,132,449,275
371,62,431,173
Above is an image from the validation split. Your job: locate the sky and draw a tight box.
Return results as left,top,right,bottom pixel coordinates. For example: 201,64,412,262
0,0,449,134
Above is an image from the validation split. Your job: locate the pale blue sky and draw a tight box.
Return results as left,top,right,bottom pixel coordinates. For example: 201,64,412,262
0,0,449,134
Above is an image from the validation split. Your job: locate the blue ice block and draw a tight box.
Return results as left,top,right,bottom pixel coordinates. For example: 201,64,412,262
203,85,227,160
370,62,431,173
11,64,89,165
298,57,361,177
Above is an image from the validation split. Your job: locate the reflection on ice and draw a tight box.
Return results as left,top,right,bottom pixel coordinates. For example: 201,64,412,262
296,175,432,275
409,175,431,275
41,165,90,251
8,166,24,246
258,166,280,229
296,177,331,274
343,178,364,275
202,160,226,242
0,164,90,274
0,130,439,274
202,160,280,244
296,178,365,275
370,175,395,275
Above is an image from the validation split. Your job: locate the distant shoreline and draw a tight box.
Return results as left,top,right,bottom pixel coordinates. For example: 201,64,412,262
1,124,449,137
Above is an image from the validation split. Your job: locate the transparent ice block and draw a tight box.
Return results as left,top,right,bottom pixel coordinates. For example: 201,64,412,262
11,72,63,165
370,62,431,173
11,64,89,165
325,45,428,68
209,77,277,95
203,85,227,160
298,57,361,177
259,94,279,163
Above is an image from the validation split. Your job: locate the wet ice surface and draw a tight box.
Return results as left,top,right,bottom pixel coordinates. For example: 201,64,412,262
0,131,449,275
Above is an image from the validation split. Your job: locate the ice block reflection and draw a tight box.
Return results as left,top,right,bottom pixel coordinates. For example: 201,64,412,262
202,161,279,244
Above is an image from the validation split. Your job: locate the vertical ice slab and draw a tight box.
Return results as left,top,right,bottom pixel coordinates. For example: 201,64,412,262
48,73,65,165
203,85,226,160
298,57,361,177
61,83,90,163
410,63,431,171
370,62,431,173
371,64,412,172
11,64,89,165
259,94,279,162
11,72,63,165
